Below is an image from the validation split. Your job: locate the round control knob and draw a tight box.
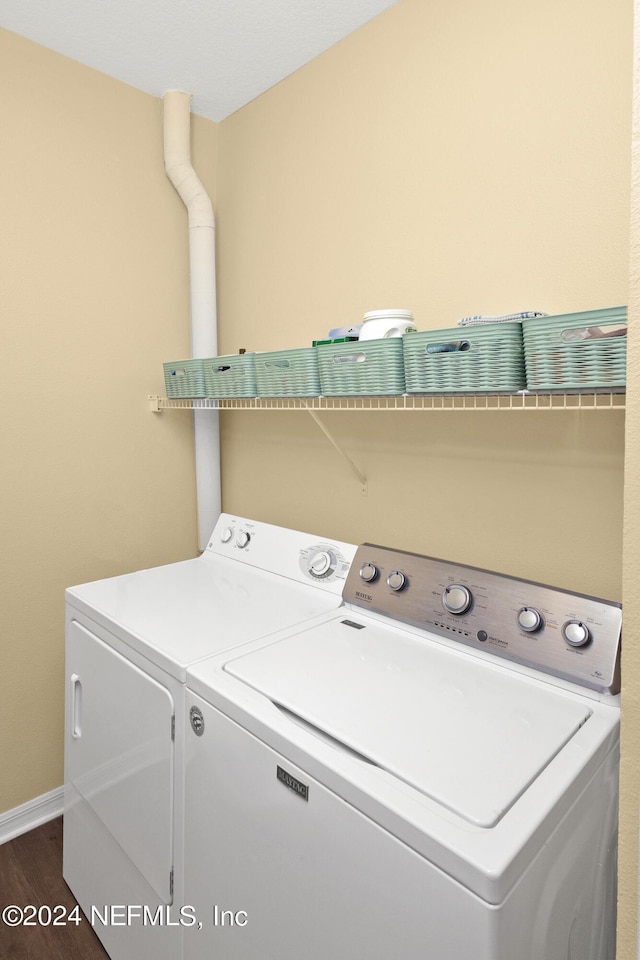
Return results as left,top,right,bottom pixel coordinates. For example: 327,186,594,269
517,607,543,633
220,526,234,544
309,551,332,578
359,563,379,584
442,584,472,615
236,530,251,549
562,620,591,648
386,571,407,592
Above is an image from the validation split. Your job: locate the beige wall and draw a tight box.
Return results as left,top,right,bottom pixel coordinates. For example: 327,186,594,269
215,0,635,951
217,0,629,595
619,1,640,955
0,29,216,812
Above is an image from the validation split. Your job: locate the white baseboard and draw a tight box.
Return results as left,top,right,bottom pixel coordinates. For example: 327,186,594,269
0,786,64,845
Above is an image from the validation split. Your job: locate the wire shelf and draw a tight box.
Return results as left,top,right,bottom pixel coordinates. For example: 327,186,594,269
149,392,626,413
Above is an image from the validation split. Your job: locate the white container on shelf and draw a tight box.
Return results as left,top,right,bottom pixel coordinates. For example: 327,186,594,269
359,309,416,340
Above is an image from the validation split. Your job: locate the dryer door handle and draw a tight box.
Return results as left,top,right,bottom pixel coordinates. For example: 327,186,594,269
70,673,83,740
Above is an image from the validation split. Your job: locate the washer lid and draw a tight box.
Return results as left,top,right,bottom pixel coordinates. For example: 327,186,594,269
224,617,592,828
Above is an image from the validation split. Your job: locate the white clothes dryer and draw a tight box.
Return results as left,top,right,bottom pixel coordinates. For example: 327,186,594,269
184,543,621,960
63,514,355,960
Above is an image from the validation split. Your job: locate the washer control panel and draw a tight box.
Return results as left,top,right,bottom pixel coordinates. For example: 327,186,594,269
344,544,622,694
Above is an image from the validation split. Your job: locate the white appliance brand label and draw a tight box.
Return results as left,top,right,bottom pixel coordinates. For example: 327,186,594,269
276,765,309,801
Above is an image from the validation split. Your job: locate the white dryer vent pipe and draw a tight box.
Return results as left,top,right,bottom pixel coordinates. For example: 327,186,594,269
163,90,220,550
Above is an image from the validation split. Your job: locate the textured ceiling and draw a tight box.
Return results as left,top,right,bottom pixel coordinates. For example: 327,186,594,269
1,0,399,121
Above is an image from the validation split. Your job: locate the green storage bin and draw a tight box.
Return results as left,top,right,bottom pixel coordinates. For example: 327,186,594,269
203,354,257,398
163,359,206,398
403,323,525,393
318,338,405,396
522,307,627,391
255,348,320,398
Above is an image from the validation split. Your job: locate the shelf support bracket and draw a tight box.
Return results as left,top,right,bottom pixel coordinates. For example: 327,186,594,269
304,406,368,495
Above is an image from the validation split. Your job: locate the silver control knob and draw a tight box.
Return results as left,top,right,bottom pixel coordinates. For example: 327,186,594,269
562,620,591,647
309,551,332,578
517,607,543,633
221,526,234,543
386,571,407,592
236,530,251,549
442,584,472,615
359,563,378,583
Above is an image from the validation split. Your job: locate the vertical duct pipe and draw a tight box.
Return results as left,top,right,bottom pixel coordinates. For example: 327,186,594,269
163,91,220,549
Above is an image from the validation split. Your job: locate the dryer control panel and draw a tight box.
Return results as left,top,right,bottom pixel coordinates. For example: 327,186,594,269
206,514,355,593
344,544,622,694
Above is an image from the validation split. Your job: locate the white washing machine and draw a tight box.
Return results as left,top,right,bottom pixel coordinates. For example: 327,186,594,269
184,543,622,960
63,514,355,960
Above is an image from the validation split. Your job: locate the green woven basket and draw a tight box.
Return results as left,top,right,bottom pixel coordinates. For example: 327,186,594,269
403,323,525,393
522,307,627,391
163,359,206,399
318,338,405,396
203,354,257,399
255,348,320,398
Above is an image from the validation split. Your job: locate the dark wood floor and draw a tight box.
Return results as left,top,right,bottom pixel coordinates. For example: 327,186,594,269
0,817,109,960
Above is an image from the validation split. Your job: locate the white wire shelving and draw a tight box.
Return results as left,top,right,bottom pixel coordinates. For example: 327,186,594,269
149,392,626,413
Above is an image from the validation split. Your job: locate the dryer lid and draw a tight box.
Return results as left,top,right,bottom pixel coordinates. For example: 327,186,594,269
66,557,343,681
224,616,592,828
